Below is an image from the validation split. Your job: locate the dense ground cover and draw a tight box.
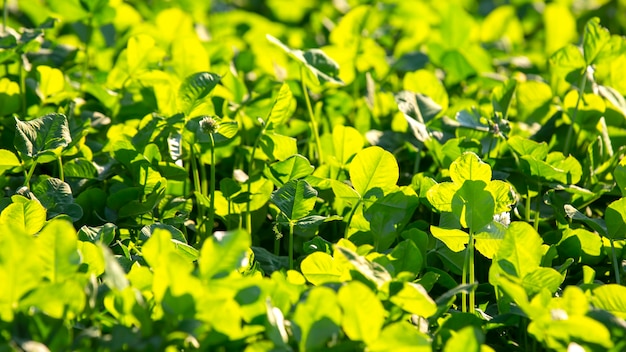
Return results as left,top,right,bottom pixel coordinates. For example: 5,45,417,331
1,0,626,350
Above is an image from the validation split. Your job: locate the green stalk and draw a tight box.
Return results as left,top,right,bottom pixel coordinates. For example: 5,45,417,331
288,221,295,270
57,156,64,182
23,160,37,187
461,244,468,313
207,133,216,237
245,133,262,233
563,71,588,155
343,199,361,239
19,57,26,117
534,184,542,232
610,239,622,285
525,187,532,223
190,146,205,241
2,0,7,33
300,66,324,165
468,231,476,314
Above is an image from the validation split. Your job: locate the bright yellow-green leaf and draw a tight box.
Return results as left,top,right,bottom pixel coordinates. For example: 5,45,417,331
430,226,469,252
338,281,385,343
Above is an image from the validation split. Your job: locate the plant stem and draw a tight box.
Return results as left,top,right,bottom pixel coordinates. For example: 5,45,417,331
462,246,468,313
19,57,26,117
57,156,64,182
610,238,622,285
525,187,532,222
288,221,295,270
563,70,588,155
23,160,37,187
534,185,542,232
2,0,7,33
468,230,476,314
343,199,361,239
300,66,324,165
190,146,205,241
207,133,216,237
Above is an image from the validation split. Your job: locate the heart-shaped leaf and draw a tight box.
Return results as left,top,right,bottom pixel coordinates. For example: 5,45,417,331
605,198,626,240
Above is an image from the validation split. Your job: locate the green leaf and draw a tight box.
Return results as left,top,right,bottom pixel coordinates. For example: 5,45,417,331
591,284,626,319
19,281,85,319
474,222,506,259
301,251,345,285
495,222,543,278
177,72,221,115
564,204,608,237
426,182,457,213
259,132,298,161
0,222,39,321
0,78,20,116
614,157,626,197
335,245,391,288
32,177,83,221
292,286,342,351
271,179,317,221
140,223,198,262
396,90,441,142
388,281,437,317
14,113,71,161
521,267,564,296
367,322,431,351
349,146,399,197
0,149,21,175
430,226,469,252
267,82,296,125
605,198,626,240
266,34,343,85
583,17,611,65
264,154,314,187
199,229,251,280
324,125,364,168
452,180,495,231
387,239,423,277
450,152,492,185
0,195,46,236
508,136,549,160
444,326,484,352
338,281,385,343
36,219,81,283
